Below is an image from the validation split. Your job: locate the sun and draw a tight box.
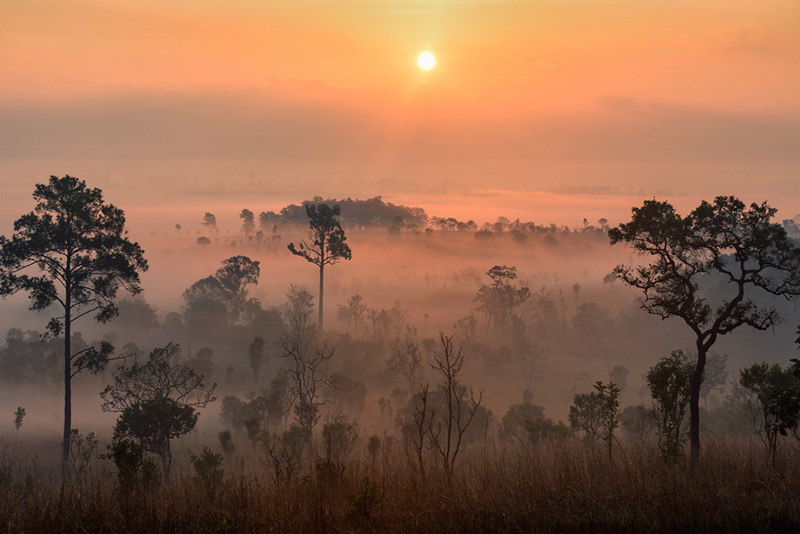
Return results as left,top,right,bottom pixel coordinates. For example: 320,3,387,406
417,52,435,70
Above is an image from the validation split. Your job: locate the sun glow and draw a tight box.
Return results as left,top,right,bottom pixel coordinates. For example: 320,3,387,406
417,52,435,70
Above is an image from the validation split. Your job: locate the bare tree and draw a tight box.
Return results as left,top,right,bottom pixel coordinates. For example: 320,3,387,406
396,384,434,485
279,337,336,437
278,286,335,439
428,333,483,483
387,339,423,396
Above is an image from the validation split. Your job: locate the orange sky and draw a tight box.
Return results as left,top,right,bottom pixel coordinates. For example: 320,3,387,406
2,0,800,224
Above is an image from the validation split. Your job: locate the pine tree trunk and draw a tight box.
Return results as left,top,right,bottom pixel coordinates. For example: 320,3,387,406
318,262,324,332
62,298,72,473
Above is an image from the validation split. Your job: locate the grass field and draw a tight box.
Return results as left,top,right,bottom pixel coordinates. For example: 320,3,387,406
1,436,798,533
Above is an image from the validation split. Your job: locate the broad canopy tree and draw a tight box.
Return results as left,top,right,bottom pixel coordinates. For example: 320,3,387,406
474,265,530,333
288,203,352,331
183,255,260,329
610,196,800,464
0,175,147,470
101,343,216,479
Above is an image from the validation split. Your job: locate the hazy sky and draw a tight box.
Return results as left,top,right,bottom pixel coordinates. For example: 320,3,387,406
2,0,800,225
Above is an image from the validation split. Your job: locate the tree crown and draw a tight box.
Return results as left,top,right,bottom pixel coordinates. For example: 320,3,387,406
0,175,148,335
609,196,800,338
287,203,352,267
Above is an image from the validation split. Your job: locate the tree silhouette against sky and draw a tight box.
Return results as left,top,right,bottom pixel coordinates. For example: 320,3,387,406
0,175,148,471
288,203,351,331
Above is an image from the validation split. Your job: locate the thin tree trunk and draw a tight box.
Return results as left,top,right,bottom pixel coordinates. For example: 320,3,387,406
318,262,324,332
689,346,707,467
62,287,72,473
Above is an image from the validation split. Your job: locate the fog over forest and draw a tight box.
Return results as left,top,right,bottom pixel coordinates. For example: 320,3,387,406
2,194,799,461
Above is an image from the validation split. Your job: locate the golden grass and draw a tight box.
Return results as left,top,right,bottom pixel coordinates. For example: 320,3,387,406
0,438,798,533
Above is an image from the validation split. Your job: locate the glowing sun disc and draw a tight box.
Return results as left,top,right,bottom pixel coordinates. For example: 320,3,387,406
418,52,435,69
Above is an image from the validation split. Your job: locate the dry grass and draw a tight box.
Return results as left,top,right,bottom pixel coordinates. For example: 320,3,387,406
0,438,798,533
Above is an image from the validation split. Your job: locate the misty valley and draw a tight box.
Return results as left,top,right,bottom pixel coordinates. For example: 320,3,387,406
1,178,800,533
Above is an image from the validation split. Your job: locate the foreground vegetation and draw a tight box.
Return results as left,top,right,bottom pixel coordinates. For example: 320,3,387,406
1,438,799,533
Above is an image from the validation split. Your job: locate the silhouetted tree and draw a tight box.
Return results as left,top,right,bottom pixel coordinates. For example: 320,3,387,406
610,196,800,464
183,255,260,328
337,294,367,332
201,213,218,235
288,203,352,331
100,343,216,479
501,398,568,447
595,381,621,461
240,209,255,238
249,335,267,387
739,362,800,467
646,350,694,460
14,406,25,433
474,265,530,333
277,286,333,439
387,339,423,395
428,333,484,483
0,175,147,470
569,391,603,442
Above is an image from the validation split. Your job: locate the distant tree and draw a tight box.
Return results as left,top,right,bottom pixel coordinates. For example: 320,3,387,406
524,285,560,338
283,285,317,344
609,365,629,391
739,362,800,467
700,353,728,408
260,424,309,487
455,314,478,344
183,256,260,328
501,399,568,447
196,236,211,247
116,297,159,336
174,223,182,235
428,333,484,483
0,175,147,471
190,446,224,498
201,213,218,235
572,283,581,306
258,211,281,232
324,373,368,415
610,196,800,464
569,391,603,442
14,406,25,433
337,294,367,332
646,350,694,460
619,404,654,440
288,203,352,331
249,335,267,387
186,347,216,377
278,286,332,438
280,340,335,439
320,413,359,467
218,430,235,458
100,343,216,479
572,302,609,343
510,315,546,391
387,339,423,395
240,209,255,238
595,381,621,461
474,265,530,333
